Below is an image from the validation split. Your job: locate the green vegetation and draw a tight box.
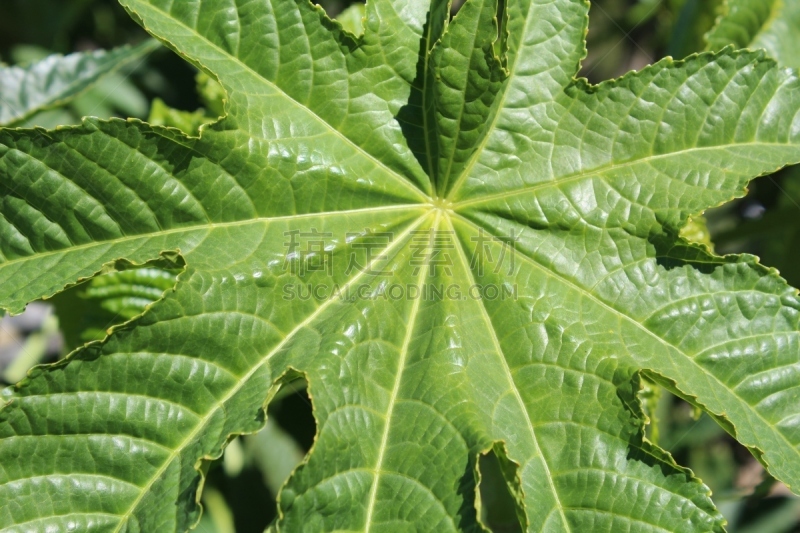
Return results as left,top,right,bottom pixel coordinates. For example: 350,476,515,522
2,1,800,531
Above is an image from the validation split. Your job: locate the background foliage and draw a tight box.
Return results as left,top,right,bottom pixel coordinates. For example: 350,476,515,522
1,0,799,531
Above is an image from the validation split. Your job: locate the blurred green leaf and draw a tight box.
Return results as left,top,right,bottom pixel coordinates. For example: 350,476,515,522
49,259,181,350
1,310,58,384
196,71,226,119
336,3,366,37
666,0,723,58
246,418,305,498
199,487,236,533
0,39,157,126
706,0,800,69
734,498,800,533
680,215,714,251
638,375,663,443
223,437,246,479
148,97,211,135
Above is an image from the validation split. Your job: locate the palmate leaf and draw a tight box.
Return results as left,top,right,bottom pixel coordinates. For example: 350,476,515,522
2,0,800,531
0,40,160,128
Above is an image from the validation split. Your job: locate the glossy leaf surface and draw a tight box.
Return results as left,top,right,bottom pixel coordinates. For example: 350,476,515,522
2,1,800,531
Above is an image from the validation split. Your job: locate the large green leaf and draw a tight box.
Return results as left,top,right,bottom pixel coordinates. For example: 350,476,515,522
706,0,800,68
0,40,159,127
2,0,800,531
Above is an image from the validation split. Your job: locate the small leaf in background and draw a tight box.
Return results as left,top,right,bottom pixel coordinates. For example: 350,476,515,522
197,487,236,533
148,97,212,135
246,419,306,498
0,305,61,384
680,216,714,250
0,39,158,127
665,0,724,59
196,71,226,119
336,3,366,37
706,0,800,69
49,257,182,350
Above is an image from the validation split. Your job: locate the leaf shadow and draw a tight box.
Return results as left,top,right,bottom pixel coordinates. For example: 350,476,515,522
394,7,441,180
